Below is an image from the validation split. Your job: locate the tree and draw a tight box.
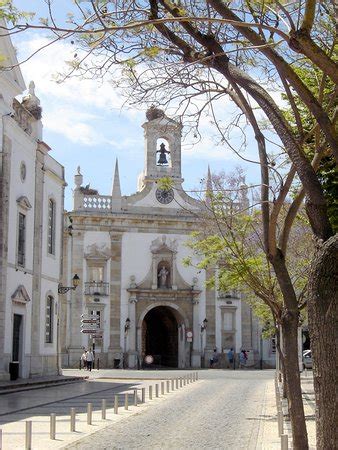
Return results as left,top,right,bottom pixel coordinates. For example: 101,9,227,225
2,1,336,447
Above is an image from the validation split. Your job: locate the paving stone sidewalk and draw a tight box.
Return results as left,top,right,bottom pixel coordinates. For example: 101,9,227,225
0,370,316,449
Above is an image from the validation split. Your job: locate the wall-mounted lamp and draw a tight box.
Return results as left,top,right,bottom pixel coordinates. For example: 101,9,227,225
124,317,131,333
200,318,208,333
58,274,80,295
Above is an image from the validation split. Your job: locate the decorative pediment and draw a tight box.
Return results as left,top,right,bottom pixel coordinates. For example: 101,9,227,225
84,243,111,261
16,195,32,210
150,235,178,254
11,285,31,304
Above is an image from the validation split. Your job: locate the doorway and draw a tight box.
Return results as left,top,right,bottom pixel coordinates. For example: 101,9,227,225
142,306,178,367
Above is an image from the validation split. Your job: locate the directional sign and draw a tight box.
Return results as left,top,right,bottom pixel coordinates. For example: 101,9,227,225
91,334,103,339
81,319,100,324
81,314,99,319
81,329,103,334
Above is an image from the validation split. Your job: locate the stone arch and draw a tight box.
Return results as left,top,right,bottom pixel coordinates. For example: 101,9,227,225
137,302,189,368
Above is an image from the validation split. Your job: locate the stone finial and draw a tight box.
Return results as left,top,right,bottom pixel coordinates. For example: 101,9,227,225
74,166,83,189
22,80,42,120
130,275,136,288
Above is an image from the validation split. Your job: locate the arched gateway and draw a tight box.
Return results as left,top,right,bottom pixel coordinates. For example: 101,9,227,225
142,306,179,367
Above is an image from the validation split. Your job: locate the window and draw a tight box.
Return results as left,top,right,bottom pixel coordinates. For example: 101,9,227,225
45,296,54,343
48,199,56,255
17,213,26,266
89,267,104,282
223,312,233,331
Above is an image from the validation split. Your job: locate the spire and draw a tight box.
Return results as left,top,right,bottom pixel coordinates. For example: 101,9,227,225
111,158,121,199
205,165,213,206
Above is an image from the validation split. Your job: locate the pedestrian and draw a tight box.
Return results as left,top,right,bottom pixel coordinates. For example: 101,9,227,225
210,348,219,368
227,348,234,368
81,350,87,370
86,348,94,371
239,350,247,369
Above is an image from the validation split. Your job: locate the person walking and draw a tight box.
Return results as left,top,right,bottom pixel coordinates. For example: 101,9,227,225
239,350,247,369
86,349,94,371
210,348,219,368
227,348,234,369
81,350,87,370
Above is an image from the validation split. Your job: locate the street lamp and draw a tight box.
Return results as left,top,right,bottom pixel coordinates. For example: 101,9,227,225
58,274,80,294
200,318,208,333
124,317,131,333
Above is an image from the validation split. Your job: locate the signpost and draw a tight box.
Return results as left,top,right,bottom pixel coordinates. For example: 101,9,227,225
80,314,100,335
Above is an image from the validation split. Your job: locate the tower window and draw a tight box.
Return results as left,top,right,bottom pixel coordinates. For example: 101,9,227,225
48,199,56,255
17,213,26,266
156,139,171,166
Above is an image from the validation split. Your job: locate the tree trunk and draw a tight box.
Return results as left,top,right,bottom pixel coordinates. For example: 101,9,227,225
281,314,309,449
307,234,338,449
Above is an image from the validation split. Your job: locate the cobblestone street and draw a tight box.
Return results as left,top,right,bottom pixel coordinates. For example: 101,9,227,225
66,370,273,450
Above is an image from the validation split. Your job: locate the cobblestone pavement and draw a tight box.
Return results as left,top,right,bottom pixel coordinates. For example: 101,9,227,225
66,370,273,450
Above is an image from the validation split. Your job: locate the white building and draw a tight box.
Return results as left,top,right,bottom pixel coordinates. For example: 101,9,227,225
61,107,276,369
0,28,65,380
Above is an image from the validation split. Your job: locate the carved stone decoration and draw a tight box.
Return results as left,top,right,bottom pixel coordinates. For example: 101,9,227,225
150,235,178,254
16,195,32,210
84,243,111,261
130,275,137,288
11,285,31,304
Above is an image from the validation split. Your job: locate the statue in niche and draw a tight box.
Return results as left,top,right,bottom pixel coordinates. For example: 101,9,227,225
158,266,169,288
157,142,170,165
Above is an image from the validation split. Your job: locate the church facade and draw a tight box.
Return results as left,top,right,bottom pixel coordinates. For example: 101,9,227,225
0,27,65,380
61,108,276,369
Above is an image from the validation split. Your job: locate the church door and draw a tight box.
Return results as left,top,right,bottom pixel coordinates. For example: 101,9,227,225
142,306,178,368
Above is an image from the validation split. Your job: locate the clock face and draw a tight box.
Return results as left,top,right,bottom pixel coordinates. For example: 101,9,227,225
155,188,174,204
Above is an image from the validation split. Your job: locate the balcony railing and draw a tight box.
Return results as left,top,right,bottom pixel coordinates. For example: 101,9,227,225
84,281,110,296
83,195,112,210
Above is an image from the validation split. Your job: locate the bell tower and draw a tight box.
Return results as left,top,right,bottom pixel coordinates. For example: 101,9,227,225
139,108,183,190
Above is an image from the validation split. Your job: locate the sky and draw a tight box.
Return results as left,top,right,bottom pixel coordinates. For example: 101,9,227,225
11,1,265,211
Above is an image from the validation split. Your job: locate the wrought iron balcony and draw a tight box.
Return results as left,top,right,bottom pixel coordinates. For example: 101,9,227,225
84,281,109,296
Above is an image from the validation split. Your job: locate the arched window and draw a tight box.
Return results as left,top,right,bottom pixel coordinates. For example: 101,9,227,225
48,199,56,255
45,295,54,343
156,138,171,167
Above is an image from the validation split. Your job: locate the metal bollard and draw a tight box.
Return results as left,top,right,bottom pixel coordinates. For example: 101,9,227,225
281,434,288,450
87,403,93,425
171,379,175,390
166,380,170,393
149,385,153,400
50,413,56,440
176,378,179,389
70,408,76,432
277,407,284,436
124,393,129,410
155,384,159,397
180,378,183,388
161,382,165,395
0,428,2,450
183,376,186,386
196,371,199,380
187,375,190,384
25,421,32,450
141,387,146,403
102,399,106,419
114,395,119,414
134,389,138,406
